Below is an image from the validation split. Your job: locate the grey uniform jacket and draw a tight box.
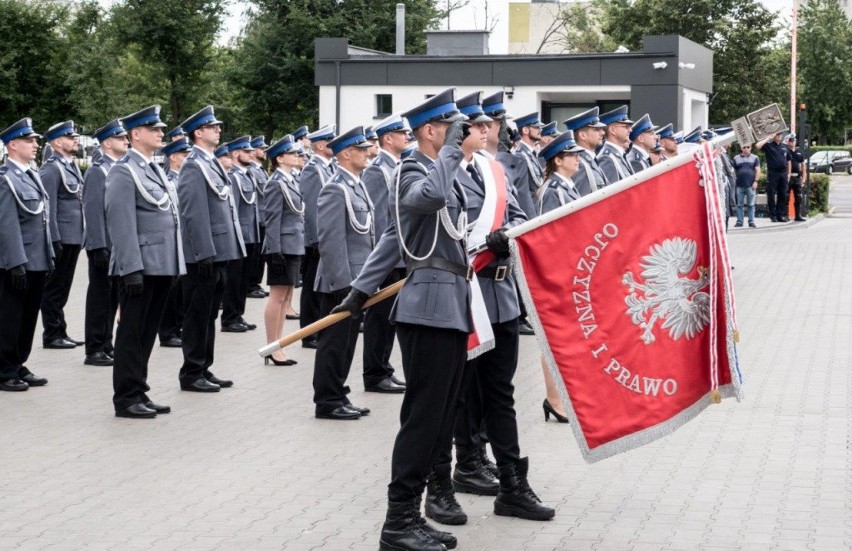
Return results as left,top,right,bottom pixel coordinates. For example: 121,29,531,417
262,168,305,256
40,153,84,245
104,150,185,277
362,150,405,270
495,151,536,220
0,162,54,271
514,142,543,220
596,141,634,185
299,155,334,247
82,155,115,251
462,154,527,323
177,146,246,263
314,168,375,294
353,147,472,333
248,163,268,224
573,149,609,197
228,166,260,245
625,146,652,174
538,173,582,215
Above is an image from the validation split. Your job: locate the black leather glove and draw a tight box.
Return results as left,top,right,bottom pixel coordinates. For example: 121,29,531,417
443,121,471,149
331,288,370,317
52,241,63,258
9,265,27,291
265,253,286,276
197,257,214,279
92,248,109,270
485,227,511,257
124,271,144,296
498,119,513,153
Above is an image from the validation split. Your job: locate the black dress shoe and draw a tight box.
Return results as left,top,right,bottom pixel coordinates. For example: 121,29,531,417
238,318,257,330
115,403,157,419
316,405,361,420
247,289,267,299
206,374,233,388
44,337,76,349
390,375,406,386
795,216,807,222
518,321,535,335
65,336,84,346
344,403,371,416
160,336,182,348
0,378,28,392
366,377,406,394
21,373,47,387
144,401,171,414
180,378,220,392
84,351,114,366
221,322,248,333
302,339,318,349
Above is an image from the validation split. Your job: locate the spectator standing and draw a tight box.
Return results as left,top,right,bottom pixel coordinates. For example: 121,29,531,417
732,144,761,228
786,135,807,221
757,132,791,222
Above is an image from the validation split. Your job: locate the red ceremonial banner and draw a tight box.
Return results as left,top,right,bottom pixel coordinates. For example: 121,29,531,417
511,156,742,463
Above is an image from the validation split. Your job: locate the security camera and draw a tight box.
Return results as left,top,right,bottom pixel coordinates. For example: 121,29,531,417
652,61,668,70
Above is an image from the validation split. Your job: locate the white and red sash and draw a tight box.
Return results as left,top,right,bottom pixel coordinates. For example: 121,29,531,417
465,155,508,358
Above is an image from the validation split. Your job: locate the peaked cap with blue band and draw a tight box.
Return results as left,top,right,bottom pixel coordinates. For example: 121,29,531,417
226,135,254,152
600,105,634,126
375,113,412,137
539,131,583,161
267,135,298,158
214,145,230,158
93,119,127,143
401,88,466,130
328,126,373,156
45,120,80,142
683,126,703,144
673,131,684,145
564,107,606,131
121,106,167,132
250,135,268,149
165,126,185,141
0,118,41,144
655,123,675,140
514,112,543,129
541,121,558,137
701,129,717,140
365,126,378,140
307,125,336,142
629,114,655,142
456,92,492,124
162,137,191,157
716,127,733,135
292,126,309,140
181,105,223,134
482,91,509,119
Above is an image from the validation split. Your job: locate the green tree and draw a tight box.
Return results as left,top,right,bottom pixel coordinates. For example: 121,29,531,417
599,0,788,125
798,0,852,144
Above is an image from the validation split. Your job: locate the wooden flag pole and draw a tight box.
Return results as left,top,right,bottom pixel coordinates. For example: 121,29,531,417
258,279,406,357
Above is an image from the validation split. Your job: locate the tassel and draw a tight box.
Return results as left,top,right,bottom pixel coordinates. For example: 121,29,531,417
710,389,722,404
733,329,740,343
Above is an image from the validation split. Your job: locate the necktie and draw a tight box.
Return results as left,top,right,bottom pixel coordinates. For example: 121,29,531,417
466,164,485,192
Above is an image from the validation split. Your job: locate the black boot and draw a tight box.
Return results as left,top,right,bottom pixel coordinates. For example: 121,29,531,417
494,457,556,521
478,445,498,478
380,497,448,551
452,445,499,496
425,467,467,525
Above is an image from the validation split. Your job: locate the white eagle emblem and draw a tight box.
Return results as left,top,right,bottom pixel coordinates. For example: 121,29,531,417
622,238,710,344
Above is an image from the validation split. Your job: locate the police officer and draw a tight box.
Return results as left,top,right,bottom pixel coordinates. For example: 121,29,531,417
512,112,545,219
539,121,558,150
365,125,380,160
538,132,584,211
105,105,185,418
261,135,304,366
177,106,245,393
359,113,411,394
597,105,634,184
656,123,678,160
335,89,472,551
160,126,186,168
157,137,192,348
221,136,259,333
247,135,270,299
292,125,311,159
82,119,128,366
786,134,807,221
299,125,336,349
625,114,656,173
679,126,704,153
40,120,85,349
312,126,375,420
564,107,608,196
0,119,52,391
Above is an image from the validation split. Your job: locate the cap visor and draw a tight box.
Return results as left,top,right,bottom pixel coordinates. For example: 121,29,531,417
589,122,607,128
470,114,493,123
353,141,373,149
566,145,584,153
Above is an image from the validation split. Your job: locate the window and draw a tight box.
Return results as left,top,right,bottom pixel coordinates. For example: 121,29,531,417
376,94,393,118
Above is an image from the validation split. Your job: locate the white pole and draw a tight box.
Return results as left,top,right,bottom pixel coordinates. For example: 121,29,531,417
791,0,799,134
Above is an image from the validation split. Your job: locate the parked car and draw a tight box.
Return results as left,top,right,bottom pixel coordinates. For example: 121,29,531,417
808,150,852,175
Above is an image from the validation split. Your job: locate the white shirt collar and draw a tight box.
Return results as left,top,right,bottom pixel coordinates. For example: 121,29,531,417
553,172,576,188
7,158,31,173
337,166,360,183
379,148,399,163
128,148,153,164
193,145,213,160
604,140,626,154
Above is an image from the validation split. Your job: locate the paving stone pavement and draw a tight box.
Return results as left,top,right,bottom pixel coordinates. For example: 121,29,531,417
1,177,851,551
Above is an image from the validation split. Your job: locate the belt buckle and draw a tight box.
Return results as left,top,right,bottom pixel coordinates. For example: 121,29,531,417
494,265,508,281
466,265,474,281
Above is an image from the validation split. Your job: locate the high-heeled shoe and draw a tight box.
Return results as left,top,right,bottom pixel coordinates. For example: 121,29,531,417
543,399,569,423
264,355,297,366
